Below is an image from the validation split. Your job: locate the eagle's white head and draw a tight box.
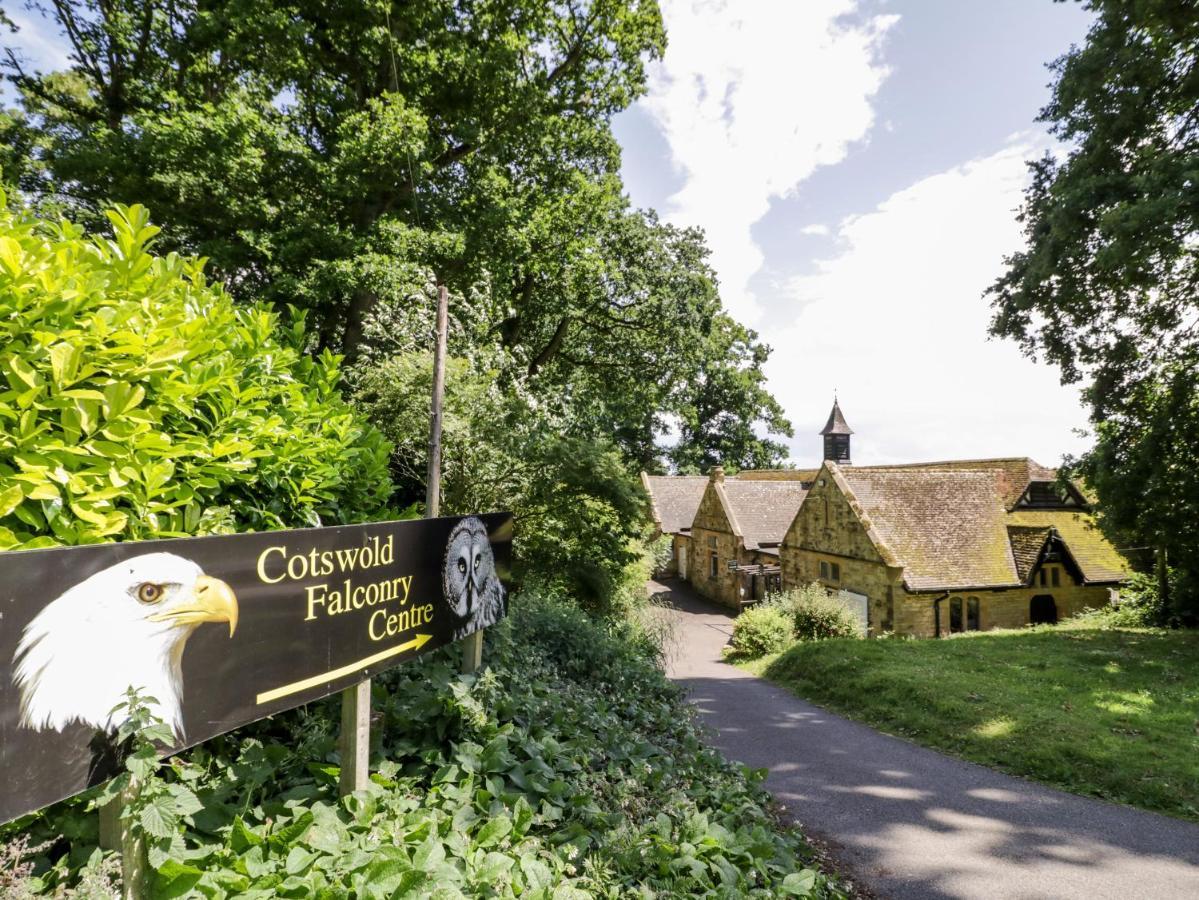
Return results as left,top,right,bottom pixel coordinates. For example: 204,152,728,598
13,552,238,740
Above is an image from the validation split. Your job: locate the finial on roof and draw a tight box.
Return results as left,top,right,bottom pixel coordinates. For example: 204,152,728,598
820,398,853,436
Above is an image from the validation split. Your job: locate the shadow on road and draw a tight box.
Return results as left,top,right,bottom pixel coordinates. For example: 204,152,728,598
651,576,1199,900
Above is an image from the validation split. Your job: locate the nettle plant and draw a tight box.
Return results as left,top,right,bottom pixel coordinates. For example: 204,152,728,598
0,196,393,549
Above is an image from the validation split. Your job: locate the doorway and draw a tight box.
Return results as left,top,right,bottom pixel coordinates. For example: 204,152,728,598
1029,594,1057,625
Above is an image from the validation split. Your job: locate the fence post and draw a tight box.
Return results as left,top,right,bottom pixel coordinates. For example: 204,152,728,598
338,678,371,795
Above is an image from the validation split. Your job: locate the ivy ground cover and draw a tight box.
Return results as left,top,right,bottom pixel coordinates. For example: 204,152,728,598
6,594,848,898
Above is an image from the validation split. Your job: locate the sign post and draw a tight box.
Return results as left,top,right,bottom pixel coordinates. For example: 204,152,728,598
338,678,371,795
424,283,483,674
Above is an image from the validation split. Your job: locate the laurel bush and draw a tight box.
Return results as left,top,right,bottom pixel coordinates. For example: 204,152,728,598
727,603,794,659
785,585,862,641
0,196,393,549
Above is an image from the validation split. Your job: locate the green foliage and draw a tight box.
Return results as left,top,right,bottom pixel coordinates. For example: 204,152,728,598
669,315,792,472
986,1,1199,620
1074,572,1168,629
750,622,1199,821
353,351,653,616
3,1,791,480
781,585,862,641
727,603,794,659
7,592,846,897
0,199,392,548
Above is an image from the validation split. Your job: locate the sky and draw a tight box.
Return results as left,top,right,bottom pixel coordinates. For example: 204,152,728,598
613,0,1097,468
4,1,1095,469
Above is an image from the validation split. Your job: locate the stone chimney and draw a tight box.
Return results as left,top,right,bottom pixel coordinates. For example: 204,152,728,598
710,465,725,484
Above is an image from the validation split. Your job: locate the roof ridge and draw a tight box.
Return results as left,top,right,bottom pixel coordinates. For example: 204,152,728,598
854,456,1046,469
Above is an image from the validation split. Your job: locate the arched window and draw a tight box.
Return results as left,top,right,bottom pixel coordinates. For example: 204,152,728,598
950,597,963,633
967,597,980,631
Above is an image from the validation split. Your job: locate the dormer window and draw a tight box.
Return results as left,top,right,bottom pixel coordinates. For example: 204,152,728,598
1019,481,1083,509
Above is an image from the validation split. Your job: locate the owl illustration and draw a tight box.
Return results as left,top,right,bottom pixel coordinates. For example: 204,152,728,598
443,517,506,639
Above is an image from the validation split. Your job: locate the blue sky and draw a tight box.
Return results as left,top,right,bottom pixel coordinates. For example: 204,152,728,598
4,1,1095,468
614,0,1096,467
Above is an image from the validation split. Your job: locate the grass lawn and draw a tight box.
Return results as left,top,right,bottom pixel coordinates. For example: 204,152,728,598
741,623,1199,821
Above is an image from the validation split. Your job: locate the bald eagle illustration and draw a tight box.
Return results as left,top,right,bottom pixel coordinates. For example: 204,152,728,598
13,552,238,741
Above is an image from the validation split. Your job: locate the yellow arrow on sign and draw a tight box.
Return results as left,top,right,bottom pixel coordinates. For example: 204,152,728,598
255,633,434,705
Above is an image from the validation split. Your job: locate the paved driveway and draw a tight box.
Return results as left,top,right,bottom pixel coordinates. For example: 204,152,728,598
652,578,1199,900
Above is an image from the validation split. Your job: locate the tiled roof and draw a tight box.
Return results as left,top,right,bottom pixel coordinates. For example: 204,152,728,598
829,462,1129,590
1007,525,1052,582
836,467,1016,590
642,474,708,535
736,468,819,482
820,400,853,435
862,457,1056,508
720,480,809,550
1006,509,1129,584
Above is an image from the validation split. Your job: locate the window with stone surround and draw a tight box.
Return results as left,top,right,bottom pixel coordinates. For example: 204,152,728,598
967,597,980,631
950,597,963,633
818,559,841,583
709,551,718,579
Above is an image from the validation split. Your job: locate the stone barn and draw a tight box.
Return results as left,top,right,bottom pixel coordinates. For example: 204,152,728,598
687,467,809,609
641,473,708,578
780,459,1129,637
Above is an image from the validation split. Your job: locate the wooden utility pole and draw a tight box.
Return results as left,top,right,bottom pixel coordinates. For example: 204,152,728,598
426,283,448,519
424,284,484,673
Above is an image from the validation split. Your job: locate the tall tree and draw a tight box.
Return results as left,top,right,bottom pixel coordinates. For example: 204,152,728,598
987,0,1199,620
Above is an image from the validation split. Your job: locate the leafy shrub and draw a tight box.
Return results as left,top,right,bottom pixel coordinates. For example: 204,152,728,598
353,351,652,616
1073,572,1167,629
781,584,862,641
7,592,845,898
0,198,393,548
727,602,794,658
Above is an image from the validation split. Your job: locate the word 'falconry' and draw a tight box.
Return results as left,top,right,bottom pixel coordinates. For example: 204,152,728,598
13,552,238,740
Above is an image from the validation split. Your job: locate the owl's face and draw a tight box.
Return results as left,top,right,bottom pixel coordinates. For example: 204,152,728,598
443,518,496,621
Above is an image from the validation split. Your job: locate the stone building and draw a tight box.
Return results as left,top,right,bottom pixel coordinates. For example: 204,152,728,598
686,467,809,609
780,458,1129,637
641,472,708,577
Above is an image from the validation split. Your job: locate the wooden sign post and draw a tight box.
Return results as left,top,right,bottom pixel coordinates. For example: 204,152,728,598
423,283,485,675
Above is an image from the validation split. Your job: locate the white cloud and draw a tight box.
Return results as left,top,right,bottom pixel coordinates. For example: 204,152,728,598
3,8,71,74
641,0,895,323
769,138,1091,467
800,223,831,237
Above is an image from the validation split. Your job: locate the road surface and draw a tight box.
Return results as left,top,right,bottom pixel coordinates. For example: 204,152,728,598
653,577,1199,900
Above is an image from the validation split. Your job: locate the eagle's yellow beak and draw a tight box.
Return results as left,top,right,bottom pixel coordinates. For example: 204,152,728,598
149,575,239,637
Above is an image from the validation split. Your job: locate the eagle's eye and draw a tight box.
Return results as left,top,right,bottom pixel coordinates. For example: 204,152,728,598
136,582,164,604
457,557,467,574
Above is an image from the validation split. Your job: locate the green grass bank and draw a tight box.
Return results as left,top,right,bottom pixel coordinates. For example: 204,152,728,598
742,624,1199,821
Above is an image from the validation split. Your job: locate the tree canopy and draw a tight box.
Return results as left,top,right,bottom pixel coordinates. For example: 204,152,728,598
1,0,793,607
987,0,1199,620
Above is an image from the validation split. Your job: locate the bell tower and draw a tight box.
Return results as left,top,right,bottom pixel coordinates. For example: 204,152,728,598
821,398,853,464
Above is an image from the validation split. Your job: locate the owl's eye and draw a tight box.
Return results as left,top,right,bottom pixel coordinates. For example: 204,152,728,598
457,557,467,574
136,582,164,604
473,555,481,571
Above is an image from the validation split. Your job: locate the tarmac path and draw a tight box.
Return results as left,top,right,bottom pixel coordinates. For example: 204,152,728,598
652,577,1199,900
